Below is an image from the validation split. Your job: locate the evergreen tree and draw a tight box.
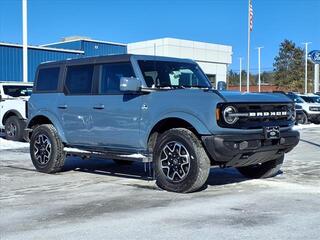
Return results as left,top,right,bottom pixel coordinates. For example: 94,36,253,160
273,39,304,92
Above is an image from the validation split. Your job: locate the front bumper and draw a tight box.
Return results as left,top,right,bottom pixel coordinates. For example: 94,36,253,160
202,130,299,167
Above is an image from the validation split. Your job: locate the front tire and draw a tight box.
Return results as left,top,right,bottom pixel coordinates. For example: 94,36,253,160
153,128,210,193
30,124,65,173
236,156,284,179
5,116,25,141
297,112,307,124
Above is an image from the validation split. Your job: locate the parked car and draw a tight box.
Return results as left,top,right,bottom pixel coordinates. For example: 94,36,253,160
26,54,299,193
0,81,33,141
286,92,320,124
271,91,305,124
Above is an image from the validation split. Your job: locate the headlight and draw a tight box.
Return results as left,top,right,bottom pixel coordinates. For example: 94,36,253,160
223,106,239,124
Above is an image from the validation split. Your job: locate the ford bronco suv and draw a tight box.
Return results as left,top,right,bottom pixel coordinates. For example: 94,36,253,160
27,55,299,193
0,81,33,141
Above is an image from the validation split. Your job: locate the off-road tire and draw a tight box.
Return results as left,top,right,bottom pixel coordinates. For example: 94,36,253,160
153,128,210,193
5,116,25,141
236,156,284,179
113,160,133,165
30,124,65,173
297,111,308,125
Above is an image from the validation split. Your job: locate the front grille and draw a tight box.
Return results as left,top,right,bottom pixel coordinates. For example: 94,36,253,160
217,102,295,129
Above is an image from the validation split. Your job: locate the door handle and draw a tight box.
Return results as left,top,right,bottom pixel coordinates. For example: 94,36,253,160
58,104,68,109
93,104,105,110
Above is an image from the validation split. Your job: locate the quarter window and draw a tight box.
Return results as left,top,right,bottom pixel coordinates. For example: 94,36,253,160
36,67,60,92
99,63,135,94
65,65,94,95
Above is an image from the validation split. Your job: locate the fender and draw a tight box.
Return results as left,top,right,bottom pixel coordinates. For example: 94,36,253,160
27,110,67,143
2,110,24,125
143,111,211,147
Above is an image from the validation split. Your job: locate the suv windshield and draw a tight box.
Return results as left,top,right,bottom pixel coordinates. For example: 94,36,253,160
300,96,320,104
138,60,211,89
3,85,33,97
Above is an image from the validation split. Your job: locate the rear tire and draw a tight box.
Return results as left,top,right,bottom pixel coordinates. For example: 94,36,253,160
236,156,284,179
30,124,65,173
153,128,210,193
5,116,25,141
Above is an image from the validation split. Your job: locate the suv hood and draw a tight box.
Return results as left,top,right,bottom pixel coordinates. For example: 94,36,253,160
218,91,292,103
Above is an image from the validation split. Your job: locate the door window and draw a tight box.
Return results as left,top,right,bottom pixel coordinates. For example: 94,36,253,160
65,65,94,95
99,63,135,94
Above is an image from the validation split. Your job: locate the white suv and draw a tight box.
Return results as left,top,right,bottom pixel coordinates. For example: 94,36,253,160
0,82,33,141
287,92,320,124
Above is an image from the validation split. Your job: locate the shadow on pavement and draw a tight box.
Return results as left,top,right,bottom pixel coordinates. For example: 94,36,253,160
62,156,248,187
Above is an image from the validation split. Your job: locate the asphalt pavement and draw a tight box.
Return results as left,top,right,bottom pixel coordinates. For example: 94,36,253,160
0,127,319,240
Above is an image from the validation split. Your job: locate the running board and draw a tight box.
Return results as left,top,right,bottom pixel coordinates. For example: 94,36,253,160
63,147,152,163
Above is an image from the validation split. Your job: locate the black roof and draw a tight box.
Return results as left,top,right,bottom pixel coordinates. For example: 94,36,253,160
39,54,133,67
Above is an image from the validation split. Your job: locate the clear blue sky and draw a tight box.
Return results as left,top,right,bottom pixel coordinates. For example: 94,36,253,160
0,0,319,72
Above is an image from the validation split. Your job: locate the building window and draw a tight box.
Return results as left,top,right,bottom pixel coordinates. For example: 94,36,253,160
99,62,135,94
65,65,94,95
36,67,60,92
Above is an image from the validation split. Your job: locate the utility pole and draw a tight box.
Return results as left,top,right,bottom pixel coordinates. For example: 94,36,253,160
256,47,264,92
239,57,242,92
302,42,312,94
246,0,251,92
22,0,28,82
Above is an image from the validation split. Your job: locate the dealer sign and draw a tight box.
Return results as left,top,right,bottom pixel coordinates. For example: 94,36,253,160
308,50,320,64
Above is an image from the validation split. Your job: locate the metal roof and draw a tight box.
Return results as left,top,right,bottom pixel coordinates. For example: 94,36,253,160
0,42,84,54
40,38,127,47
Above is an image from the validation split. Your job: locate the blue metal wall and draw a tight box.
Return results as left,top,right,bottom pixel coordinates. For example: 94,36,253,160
0,45,81,82
46,40,127,57
0,40,127,82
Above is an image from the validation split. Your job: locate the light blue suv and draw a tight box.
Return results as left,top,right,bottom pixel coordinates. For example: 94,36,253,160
27,54,299,193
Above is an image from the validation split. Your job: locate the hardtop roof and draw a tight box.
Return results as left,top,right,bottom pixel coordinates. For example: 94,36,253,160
38,54,196,68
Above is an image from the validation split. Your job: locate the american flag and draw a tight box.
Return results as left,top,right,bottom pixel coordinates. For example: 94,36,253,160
249,0,254,31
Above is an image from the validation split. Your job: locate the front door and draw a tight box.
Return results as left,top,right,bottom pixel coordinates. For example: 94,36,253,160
90,62,142,151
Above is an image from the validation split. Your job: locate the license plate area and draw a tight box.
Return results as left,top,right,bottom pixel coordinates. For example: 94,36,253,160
264,126,280,139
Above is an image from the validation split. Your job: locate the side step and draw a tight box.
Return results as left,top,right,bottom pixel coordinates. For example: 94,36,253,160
63,147,152,163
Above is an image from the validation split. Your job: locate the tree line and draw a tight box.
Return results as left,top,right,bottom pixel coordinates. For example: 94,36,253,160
228,39,315,92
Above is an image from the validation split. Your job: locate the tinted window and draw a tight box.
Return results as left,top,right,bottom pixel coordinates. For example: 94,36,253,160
3,85,33,97
36,67,60,92
99,63,135,94
65,65,94,95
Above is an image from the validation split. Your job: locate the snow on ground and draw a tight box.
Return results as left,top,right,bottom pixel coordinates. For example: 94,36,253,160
0,138,29,150
293,123,320,130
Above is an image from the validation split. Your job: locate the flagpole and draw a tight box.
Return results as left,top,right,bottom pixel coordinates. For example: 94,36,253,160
239,57,242,92
22,0,28,83
246,0,251,92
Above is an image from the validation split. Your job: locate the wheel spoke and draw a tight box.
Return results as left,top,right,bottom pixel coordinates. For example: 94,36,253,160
33,134,52,165
160,141,190,183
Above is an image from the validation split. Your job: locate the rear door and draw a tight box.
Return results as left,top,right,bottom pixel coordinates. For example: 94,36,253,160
57,64,95,146
90,62,143,151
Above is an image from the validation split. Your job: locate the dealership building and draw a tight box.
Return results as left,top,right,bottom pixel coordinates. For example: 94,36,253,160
0,37,232,86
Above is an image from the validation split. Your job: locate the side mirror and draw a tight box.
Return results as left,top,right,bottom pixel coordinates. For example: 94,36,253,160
120,77,141,92
217,81,227,91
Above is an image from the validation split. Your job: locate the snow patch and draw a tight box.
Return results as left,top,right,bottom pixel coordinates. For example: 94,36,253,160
63,147,91,154
293,123,320,130
0,138,29,150
120,153,146,159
